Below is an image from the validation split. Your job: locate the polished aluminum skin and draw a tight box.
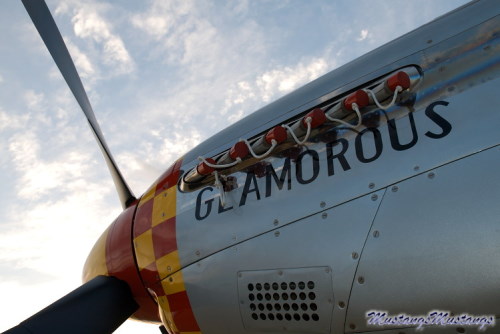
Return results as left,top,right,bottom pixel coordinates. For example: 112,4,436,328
169,0,500,333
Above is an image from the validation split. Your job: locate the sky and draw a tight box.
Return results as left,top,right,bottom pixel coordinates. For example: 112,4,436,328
0,0,470,333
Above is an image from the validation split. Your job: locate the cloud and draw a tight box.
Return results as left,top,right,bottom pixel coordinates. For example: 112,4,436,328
55,0,135,76
357,29,369,41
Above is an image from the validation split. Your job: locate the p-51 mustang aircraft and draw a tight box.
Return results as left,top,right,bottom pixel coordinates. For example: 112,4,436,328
4,0,500,333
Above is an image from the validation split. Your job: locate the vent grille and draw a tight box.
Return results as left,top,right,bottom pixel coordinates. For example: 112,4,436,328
238,267,333,333
247,280,320,322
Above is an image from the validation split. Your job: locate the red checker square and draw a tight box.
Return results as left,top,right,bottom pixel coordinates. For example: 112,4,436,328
152,217,177,259
155,159,183,196
166,291,200,332
140,262,160,286
134,198,154,238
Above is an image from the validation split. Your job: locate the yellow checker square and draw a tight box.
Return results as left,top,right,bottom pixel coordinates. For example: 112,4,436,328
152,187,176,227
161,271,186,295
157,296,179,333
134,229,155,270
156,250,182,279
139,184,157,207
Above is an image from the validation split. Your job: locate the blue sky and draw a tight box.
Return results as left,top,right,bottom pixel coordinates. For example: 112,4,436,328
0,0,469,332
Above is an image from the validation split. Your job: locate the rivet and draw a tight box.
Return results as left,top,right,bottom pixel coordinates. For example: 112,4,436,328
427,39,433,44
195,250,201,256
325,267,330,273
320,201,326,208
349,323,356,330
162,212,165,217
371,194,378,201
338,301,346,308
358,276,365,284
414,166,420,171
322,212,328,219
163,192,167,197
448,86,455,92
238,273,242,278
368,182,375,189
240,300,244,304
352,252,359,259
428,172,435,179
169,277,173,282
373,230,380,238
273,219,279,226
328,298,332,303
391,185,398,192
274,231,280,237
278,270,283,276
167,266,171,272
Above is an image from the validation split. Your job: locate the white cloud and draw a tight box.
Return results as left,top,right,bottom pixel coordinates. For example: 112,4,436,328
23,90,46,111
56,1,135,75
357,29,369,41
65,38,96,79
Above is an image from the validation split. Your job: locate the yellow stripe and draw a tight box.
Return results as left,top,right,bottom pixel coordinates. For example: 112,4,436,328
82,225,109,282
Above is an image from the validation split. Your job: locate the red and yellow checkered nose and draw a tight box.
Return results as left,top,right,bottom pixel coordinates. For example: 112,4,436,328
82,205,160,322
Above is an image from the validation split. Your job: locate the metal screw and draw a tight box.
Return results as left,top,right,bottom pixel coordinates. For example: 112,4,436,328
427,39,433,44
371,194,378,201
414,166,420,171
368,182,375,189
273,219,279,226
391,185,398,192
169,277,173,282
278,270,283,276
428,172,435,179
352,252,359,260
320,201,326,208
322,212,328,219
373,230,380,238
274,231,280,237
195,250,201,256
358,276,365,284
338,301,346,309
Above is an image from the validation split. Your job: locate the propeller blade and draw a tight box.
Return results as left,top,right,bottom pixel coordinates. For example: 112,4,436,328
22,0,136,209
2,276,138,334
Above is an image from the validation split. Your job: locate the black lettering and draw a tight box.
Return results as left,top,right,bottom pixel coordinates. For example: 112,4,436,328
355,128,383,163
388,112,418,151
326,138,351,176
239,172,261,206
265,159,292,197
195,187,214,220
218,197,233,213
296,150,320,185
425,101,452,139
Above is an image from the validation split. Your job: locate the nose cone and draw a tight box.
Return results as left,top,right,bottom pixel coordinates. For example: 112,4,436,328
82,226,111,283
81,205,161,322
